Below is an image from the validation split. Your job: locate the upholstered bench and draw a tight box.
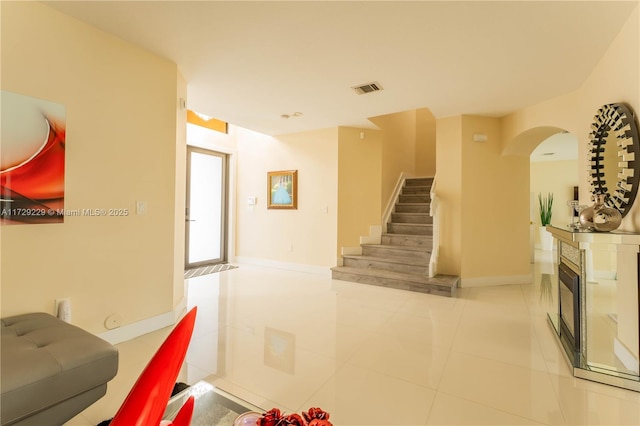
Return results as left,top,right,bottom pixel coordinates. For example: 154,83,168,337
1,312,118,425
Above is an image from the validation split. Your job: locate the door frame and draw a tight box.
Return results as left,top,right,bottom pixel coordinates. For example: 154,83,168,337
185,146,229,268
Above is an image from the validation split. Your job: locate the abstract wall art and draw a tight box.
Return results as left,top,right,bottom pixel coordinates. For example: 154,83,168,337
1,91,66,225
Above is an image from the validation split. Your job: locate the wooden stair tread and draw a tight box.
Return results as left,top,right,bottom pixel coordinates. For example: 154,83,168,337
332,266,458,287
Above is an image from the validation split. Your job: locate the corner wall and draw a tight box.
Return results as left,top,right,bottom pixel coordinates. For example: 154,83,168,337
0,2,183,333
460,116,530,284
337,127,382,257
369,110,417,210
435,116,463,276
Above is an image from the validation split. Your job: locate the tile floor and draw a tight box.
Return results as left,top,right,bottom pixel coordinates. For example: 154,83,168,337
67,253,640,425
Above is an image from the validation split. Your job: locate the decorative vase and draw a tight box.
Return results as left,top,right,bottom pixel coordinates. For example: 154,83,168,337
579,194,622,232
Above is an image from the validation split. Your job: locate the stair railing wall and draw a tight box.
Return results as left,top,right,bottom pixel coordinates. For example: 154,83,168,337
429,176,439,278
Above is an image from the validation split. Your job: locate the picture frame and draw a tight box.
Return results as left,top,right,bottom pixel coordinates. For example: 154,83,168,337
267,170,298,209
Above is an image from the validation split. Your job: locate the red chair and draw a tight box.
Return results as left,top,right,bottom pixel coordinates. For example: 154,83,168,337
110,307,197,426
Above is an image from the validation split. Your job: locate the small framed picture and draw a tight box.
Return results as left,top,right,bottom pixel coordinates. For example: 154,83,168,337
267,170,298,209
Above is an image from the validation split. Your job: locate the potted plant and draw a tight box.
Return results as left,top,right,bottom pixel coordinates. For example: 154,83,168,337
538,192,554,250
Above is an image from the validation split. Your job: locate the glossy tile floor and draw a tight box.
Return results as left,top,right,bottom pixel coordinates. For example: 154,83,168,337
68,253,640,425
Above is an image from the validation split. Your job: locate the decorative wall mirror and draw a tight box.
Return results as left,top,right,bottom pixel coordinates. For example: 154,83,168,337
588,103,640,218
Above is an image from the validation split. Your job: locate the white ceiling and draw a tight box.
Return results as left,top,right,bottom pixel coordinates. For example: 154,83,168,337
46,1,638,136
530,132,579,163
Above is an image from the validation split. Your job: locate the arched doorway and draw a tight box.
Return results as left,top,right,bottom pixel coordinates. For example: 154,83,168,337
501,125,579,262
529,131,579,256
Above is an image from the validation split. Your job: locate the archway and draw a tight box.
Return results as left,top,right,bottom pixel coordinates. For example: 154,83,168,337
502,125,579,261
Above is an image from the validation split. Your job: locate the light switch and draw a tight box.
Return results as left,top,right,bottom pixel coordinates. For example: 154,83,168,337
136,200,146,215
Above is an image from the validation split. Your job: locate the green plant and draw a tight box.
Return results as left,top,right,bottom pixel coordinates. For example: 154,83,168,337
538,192,553,226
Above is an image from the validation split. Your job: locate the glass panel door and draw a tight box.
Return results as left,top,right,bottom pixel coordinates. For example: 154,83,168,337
185,147,227,268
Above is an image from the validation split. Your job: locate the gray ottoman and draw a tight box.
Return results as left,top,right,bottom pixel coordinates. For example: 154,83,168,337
1,313,118,426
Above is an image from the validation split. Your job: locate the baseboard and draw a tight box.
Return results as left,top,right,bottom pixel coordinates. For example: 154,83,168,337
98,309,177,345
614,337,640,374
234,256,332,277
461,274,532,288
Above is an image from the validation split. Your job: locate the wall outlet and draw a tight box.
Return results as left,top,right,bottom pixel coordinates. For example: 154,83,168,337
104,313,123,330
54,298,71,323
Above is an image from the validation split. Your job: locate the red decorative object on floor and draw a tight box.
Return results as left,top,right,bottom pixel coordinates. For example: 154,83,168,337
110,307,198,426
256,407,333,426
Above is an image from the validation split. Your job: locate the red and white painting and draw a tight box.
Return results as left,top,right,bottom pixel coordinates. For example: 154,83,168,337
1,91,66,225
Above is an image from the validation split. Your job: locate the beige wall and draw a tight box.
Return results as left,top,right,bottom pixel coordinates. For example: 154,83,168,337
0,2,183,333
435,116,463,276
436,114,531,283
530,160,579,231
369,109,437,215
370,110,417,210
501,6,640,233
337,127,382,256
460,116,530,282
235,127,338,268
415,108,437,176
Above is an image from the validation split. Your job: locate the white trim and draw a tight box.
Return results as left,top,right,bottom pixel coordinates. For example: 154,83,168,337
234,256,332,277
359,225,382,245
614,337,640,374
461,274,532,288
382,173,406,232
98,309,176,345
429,176,438,277
173,296,188,322
98,297,187,345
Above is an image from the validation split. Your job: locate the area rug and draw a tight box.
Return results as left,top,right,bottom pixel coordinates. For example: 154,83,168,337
184,264,238,279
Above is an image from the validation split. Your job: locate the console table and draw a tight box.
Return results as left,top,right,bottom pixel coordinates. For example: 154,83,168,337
546,226,640,392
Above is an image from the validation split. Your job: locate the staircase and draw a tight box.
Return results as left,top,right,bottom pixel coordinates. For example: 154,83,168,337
331,177,459,297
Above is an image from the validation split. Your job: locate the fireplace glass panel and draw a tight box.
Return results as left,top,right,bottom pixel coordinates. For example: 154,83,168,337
585,243,639,379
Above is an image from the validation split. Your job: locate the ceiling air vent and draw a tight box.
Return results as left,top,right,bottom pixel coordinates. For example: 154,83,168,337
352,81,383,95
